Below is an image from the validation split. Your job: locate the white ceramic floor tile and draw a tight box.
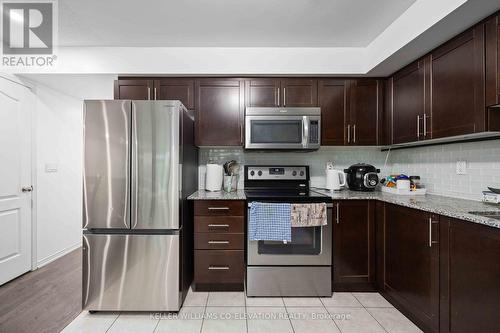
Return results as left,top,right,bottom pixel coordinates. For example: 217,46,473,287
203,306,246,333
246,297,284,307
61,311,118,333
207,292,245,306
368,308,423,333
282,297,323,307
154,307,205,333
352,292,394,308
287,306,340,333
326,307,386,333
183,289,209,306
155,319,203,333
320,292,363,307
247,306,292,333
108,313,159,333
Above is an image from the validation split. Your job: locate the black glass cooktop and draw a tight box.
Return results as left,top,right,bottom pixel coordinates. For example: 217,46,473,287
244,189,330,203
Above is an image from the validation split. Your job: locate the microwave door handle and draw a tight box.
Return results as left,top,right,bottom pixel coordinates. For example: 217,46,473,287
302,116,309,148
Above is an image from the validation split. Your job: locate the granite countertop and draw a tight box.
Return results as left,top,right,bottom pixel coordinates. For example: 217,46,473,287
188,189,500,230
187,189,246,200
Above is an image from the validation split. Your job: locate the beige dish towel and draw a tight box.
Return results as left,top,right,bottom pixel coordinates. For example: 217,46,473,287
291,203,327,227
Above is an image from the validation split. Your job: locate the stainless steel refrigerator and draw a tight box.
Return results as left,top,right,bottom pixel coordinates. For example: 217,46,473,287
82,100,197,311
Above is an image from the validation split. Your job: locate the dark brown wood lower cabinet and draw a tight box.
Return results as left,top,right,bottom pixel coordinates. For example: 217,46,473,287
383,204,440,333
333,200,376,290
193,200,245,291
440,217,500,333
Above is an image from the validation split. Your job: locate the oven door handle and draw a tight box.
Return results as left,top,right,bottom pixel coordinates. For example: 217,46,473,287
248,203,334,208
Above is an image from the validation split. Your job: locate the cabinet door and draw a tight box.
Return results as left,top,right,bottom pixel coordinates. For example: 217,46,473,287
440,217,500,333
333,200,375,289
114,79,153,100
349,79,381,145
281,79,318,107
155,79,195,109
485,15,500,130
245,79,280,107
195,79,244,146
384,204,439,333
392,59,429,144
430,26,485,138
318,79,348,145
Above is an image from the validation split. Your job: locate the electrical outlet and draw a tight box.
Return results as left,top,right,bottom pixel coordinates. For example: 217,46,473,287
456,160,467,175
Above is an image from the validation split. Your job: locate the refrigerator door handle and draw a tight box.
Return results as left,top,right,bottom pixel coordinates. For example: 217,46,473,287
131,103,138,229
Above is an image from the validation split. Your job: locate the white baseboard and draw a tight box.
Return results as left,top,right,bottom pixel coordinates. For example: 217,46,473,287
36,242,82,268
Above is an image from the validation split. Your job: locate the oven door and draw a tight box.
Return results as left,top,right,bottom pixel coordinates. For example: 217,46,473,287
247,203,332,266
245,115,311,149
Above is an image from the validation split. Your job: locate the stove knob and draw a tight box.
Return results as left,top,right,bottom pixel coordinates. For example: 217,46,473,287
292,171,297,176
257,170,263,176
250,170,255,176
299,171,304,176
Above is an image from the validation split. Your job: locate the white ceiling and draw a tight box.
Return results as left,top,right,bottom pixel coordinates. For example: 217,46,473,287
59,0,416,47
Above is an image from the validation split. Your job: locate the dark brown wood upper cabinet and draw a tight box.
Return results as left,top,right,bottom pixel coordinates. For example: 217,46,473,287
333,200,376,290
348,79,382,146
318,79,348,145
114,79,154,100
383,204,439,333
245,79,280,107
195,79,244,146
430,26,486,139
485,14,500,130
154,79,195,109
281,79,318,107
439,217,500,333
391,59,430,144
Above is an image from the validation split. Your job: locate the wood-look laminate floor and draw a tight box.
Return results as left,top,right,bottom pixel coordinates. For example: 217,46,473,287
0,248,82,333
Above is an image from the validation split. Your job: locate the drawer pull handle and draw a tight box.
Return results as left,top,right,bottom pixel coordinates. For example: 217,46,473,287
208,266,230,271
208,240,230,244
208,207,230,211
208,224,230,228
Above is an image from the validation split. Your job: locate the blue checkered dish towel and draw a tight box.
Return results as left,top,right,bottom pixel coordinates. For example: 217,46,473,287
249,202,292,242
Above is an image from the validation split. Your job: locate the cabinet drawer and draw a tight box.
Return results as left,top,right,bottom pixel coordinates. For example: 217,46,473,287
195,233,244,250
194,216,244,233
194,200,245,216
195,250,244,284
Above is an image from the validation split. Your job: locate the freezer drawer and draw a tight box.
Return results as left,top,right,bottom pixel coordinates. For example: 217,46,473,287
82,233,180,311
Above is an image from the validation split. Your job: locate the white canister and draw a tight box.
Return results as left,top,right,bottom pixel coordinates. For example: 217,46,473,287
205,163,223,192
396,179,411,191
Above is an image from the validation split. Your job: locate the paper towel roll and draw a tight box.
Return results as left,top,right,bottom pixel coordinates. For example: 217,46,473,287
205,164,223,192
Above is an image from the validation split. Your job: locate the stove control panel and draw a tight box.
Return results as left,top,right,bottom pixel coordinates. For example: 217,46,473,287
246,166,308,180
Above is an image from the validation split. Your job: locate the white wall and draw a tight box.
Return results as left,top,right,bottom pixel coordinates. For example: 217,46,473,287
18,74,115,267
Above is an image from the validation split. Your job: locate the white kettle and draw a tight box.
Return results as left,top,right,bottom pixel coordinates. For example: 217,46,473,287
326,169,347,191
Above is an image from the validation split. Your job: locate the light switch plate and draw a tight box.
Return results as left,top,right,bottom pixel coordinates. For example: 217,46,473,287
456,160,467,175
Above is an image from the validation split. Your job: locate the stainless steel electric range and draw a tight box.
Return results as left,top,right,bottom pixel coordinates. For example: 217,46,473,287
244,165,332,297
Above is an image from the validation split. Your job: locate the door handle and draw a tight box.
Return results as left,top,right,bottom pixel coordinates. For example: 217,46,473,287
22,186,33,193
429,217,439,247
208,207,230,211
208,240,230,244
353,124,356,144
208,224,230,228
208,266,230,271
347,124,351,143
423,113,428,138
283,88,286,106
336,202,340,224
154,87,157,100
147,87,151,100
417,115,421,138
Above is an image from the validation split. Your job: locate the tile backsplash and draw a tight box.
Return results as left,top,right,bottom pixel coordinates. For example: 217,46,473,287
388,139,500,201
199,147,390,190
199,140,500,201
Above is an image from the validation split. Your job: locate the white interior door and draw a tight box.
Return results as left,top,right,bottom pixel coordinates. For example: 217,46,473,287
0,76,33,285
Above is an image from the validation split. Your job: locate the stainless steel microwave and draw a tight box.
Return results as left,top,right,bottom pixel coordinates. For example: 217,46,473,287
245,107,321,150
